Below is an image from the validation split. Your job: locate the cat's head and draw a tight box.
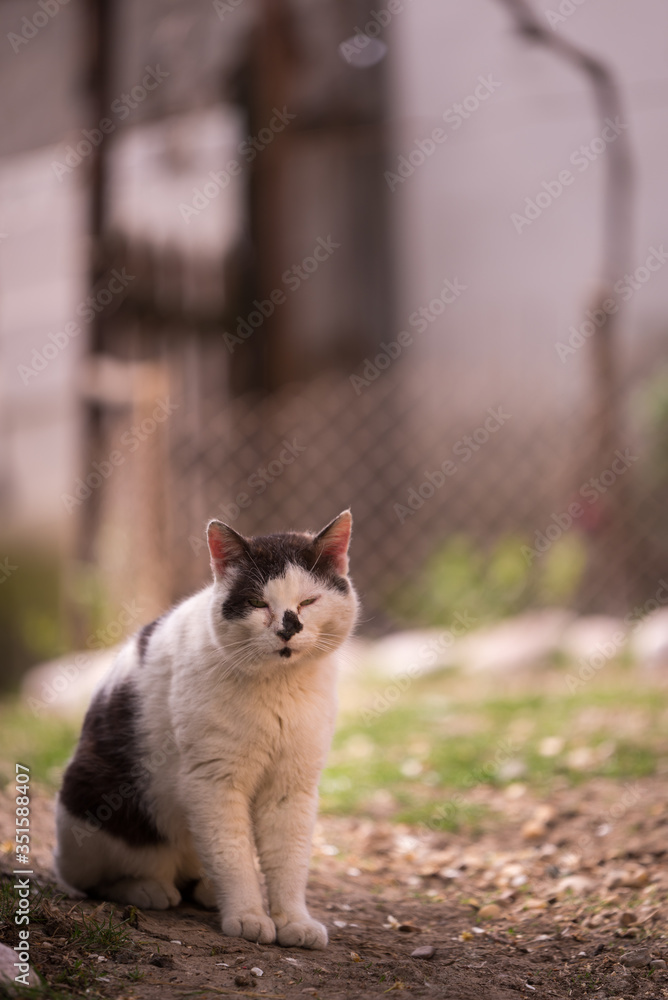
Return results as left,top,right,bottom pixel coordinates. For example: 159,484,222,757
205,511,358,673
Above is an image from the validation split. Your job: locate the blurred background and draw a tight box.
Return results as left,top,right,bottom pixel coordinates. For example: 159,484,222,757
1,0,668,811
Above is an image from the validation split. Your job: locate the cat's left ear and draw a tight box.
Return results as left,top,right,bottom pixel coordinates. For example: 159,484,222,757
207,520,249,580
313,510,353,576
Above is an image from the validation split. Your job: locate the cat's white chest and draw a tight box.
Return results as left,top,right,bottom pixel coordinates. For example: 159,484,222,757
181,660,336,788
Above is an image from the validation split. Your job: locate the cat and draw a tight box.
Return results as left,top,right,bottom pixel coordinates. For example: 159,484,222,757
55,510,358,950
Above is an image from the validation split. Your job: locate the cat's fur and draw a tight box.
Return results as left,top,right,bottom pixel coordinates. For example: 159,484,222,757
55,511,358,949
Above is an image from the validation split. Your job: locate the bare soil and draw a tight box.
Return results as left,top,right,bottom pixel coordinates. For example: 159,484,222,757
1,777,667,1000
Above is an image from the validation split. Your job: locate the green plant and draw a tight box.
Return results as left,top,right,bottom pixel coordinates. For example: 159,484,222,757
389,531,586,628
67,910,131,956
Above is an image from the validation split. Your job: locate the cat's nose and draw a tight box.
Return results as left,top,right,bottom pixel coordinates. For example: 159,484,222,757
276,609,303,642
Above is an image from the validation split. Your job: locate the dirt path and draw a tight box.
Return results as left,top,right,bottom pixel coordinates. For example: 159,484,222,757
1,778,667,999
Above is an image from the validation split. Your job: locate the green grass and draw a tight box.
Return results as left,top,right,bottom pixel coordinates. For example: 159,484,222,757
0,700,79,789
320,665,668,827
67,909,132,956
0,880,131,999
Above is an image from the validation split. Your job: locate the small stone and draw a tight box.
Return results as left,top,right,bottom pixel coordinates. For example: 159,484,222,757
538,735,564,757
411,945,435,959
250,967,263,976
533,804,557,824
624,869,649,888
522,898,547,911
504,782,527,799
556,875,594,899
621,950,651,968
478,903,502,920
498,758,527,781
0,942,40,991
439,867,463,880
149,955,174,969
605,867,648,889
522,819,547,841
650,959,667,970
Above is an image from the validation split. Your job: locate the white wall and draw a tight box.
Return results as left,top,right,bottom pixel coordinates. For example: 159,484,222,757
387,0,668,414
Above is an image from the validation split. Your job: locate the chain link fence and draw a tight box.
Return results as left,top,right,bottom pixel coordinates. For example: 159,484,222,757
115,348,665,634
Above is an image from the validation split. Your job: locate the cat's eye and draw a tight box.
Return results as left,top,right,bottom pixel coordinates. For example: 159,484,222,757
299,598,318,607
248,598,269,608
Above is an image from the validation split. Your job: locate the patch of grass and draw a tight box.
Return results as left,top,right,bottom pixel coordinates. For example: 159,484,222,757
52,956,98,993
320,665,668,825
67,910,132,956
0,986,76,1000
0,879,15,923
0,700,79,789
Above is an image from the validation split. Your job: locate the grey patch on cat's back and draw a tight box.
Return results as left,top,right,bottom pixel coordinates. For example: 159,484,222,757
137,616,163,663
59,682,167,850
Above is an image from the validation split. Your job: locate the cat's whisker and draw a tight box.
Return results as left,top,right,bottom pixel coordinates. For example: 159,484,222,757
215,638,257,651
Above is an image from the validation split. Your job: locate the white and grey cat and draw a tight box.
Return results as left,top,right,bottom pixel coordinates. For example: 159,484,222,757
55,510,358,949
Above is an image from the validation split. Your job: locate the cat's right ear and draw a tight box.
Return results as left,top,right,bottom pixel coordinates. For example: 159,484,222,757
206,520,248,580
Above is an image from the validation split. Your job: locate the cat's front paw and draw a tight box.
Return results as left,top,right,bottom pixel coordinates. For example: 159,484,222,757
275,916,328,950
222,911,276,944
